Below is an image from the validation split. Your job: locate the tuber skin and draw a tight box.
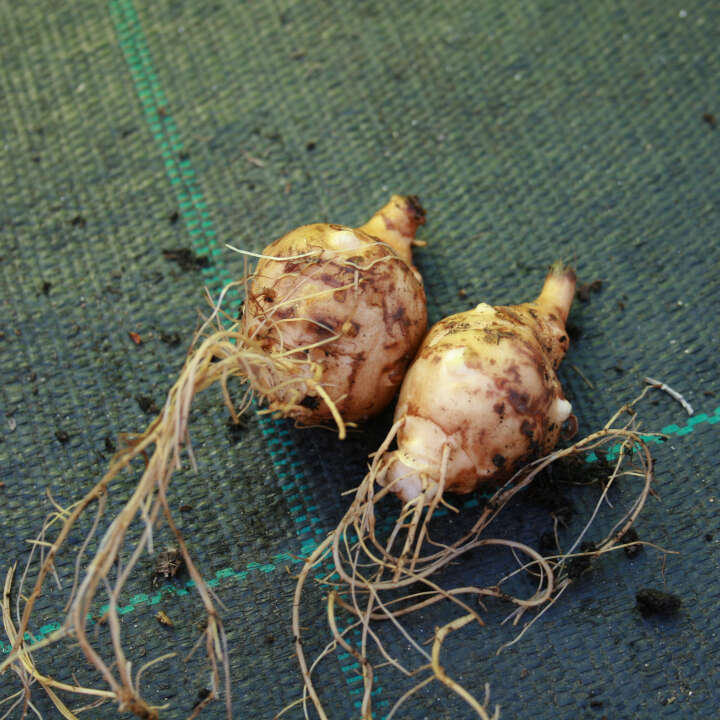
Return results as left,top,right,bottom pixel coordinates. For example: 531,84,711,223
242,195,428,424
379,263,577,503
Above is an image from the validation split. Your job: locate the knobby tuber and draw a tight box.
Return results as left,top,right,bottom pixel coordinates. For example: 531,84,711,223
241,194,427,426
381,262,576,502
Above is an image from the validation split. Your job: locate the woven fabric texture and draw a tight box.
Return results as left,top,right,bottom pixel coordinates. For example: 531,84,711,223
1,1,718,718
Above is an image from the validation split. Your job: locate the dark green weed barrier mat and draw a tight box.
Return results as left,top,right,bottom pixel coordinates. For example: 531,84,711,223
1,1,718,718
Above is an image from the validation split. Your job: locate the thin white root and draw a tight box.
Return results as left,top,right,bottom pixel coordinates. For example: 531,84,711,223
643,375,694,415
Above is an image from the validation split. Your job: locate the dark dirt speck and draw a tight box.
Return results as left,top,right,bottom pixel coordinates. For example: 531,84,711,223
525,475,574,524
226,415,247,442
550,452,613,487
636,588,682,617
576,279,602,302
136,395,159,415
55,429,70,444
566,320,582,341
160,331,182,346
152,548,183,587
566,541,596,579
192,688,211,711
622,527,642,557
162,248,210,271
538,531,556,555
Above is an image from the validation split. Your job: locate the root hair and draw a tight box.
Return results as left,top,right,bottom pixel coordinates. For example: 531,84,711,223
291,386,659,717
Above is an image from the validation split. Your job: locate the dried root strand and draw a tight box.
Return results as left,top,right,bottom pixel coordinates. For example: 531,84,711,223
3,198,429,718
643,375,694,416
2,272,351,718
2,564,116,720
292,386,659,718
431,615,500,720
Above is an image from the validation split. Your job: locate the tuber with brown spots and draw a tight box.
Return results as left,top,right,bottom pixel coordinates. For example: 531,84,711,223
291,265,664,720
241,195,427,426
379,261,576,502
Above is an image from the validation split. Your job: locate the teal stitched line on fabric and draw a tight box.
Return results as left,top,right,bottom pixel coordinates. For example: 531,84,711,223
103,0,385,708
108,0,328,554
586,407,720,463
0,553,299,656
3,403,717,656
109,0,329,562
109,0,231,299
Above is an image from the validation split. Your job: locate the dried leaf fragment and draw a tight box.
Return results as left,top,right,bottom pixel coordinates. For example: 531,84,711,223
156,610,174,627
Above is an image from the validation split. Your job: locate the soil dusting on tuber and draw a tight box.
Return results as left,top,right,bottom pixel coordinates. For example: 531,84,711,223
380,262,576,503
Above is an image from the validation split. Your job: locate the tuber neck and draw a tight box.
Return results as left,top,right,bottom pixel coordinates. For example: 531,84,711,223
358,195,426,266
536,262,576,325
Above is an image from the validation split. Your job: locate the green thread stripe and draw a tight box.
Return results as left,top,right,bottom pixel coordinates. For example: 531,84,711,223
108,0,326,547
107,2,374,709
587,405,720,462
3,404,716,656
109,0,230,298
106,0,328,597
0,552,300,655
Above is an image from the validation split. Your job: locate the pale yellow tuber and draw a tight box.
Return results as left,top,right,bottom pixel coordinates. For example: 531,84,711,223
379,262,576,502
242,194,427,425
290,264,663,720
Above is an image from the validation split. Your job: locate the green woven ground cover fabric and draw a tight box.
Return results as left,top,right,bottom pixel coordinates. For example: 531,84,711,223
1,1,718,718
